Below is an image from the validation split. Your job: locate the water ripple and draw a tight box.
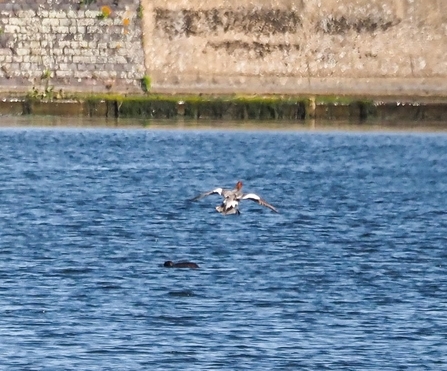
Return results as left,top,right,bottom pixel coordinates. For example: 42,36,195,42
0,127,446,370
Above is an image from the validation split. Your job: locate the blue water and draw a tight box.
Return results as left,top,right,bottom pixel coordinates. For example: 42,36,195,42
1,123,447,370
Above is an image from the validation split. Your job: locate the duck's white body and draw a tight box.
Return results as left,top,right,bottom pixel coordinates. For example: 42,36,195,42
216,195,240,215
190,181,278,215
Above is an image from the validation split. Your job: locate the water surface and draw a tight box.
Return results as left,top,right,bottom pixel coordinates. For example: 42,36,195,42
1,117,447,370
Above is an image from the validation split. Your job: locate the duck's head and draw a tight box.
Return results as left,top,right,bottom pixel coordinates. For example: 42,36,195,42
236,181,243,190
164,261,174,267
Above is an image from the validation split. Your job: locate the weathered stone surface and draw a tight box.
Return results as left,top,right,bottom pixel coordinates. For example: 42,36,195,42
142,0,447,95
0,0,446,95
0,0,145,93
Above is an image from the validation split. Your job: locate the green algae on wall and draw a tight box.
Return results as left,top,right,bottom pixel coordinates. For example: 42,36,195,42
5,94,447,122
83,95,308,120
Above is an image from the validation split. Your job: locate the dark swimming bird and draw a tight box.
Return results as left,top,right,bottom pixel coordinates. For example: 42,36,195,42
190,181,278,215
164,261,199,269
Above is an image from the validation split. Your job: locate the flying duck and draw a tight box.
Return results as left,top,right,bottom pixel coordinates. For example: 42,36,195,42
190,181,278,215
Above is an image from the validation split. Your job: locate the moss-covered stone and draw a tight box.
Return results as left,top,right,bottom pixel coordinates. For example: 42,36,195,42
6,93,446,123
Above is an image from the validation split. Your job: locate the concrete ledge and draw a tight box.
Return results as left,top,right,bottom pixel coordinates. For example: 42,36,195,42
2,77,447,98
1,94,447,122
150,77,447,97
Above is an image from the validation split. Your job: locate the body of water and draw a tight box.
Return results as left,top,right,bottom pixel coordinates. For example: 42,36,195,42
1,118,447,370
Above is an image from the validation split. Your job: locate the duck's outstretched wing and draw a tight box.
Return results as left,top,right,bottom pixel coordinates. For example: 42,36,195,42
241,193,279,213
190,187,224,201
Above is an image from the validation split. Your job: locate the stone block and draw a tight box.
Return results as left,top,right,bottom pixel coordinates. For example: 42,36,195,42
78,40,89,48
84,10,99,18
0,48,12,56
29,55,42,63
20,62,31,70
52,48,64,56
53,26,70,34
16,10,36,18
15,48,29,56
73,55,94,64
48,11,63,19
97,42,108,49
59,18,72,27
9,62,20,71
92,70,110,79
29,41,40,49
55,70,73,78
62,10,75,19
74,70,93,79
114,56,129,64
76,63,88,71
7,17,24,26
37,10,49,18
4,25,21,33
77,19,96,27
80,48,94,56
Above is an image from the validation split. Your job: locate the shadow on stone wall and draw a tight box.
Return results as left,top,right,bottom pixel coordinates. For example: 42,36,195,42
154,8,302,38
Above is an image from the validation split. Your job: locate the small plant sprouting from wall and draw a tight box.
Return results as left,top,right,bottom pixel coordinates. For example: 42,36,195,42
137,5,144,19
41,69,51,79
97,6,112,20
42,69,52,98
141,75,151,93
79,0,96,7
28,86,55,100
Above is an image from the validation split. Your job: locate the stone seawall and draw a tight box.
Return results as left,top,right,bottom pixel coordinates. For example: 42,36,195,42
0,0,446,97
0,0,145,94
144,0,447,95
